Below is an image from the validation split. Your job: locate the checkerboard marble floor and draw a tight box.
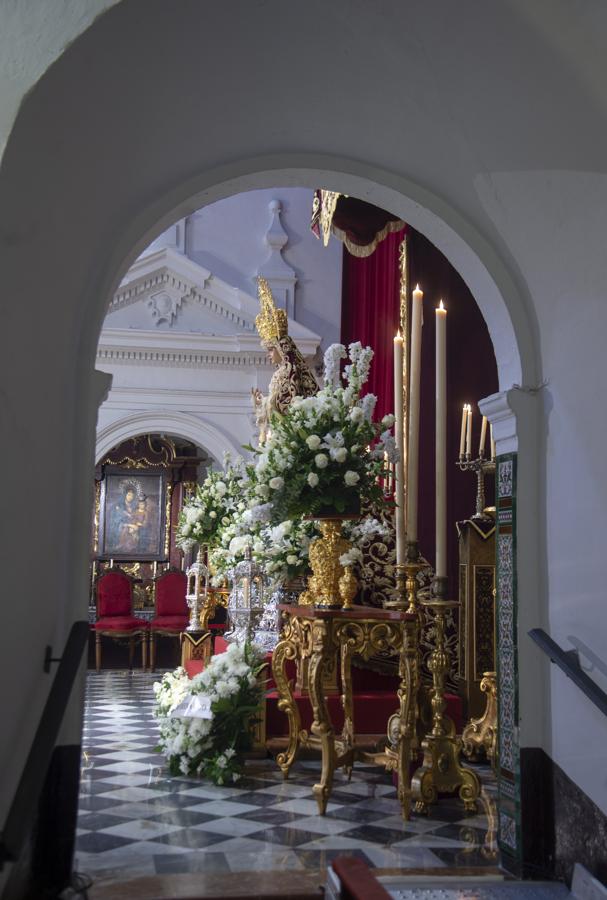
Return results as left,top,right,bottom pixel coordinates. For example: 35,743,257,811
76,672,500,885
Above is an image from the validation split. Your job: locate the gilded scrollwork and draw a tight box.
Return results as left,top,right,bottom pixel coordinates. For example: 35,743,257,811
271,637,301,779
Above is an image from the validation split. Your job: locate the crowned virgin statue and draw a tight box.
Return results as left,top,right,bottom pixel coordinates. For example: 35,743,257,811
251,277,318,443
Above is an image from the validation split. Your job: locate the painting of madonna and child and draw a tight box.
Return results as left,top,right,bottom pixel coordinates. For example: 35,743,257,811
99,472,166,560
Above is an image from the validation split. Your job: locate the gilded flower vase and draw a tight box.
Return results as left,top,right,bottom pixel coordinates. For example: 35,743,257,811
306,515,358,609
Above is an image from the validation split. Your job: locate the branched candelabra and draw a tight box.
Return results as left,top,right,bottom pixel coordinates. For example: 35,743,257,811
456,453,495,520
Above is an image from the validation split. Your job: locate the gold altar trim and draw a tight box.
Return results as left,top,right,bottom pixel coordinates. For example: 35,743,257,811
456,518,496,541
332,216,406,258
272,604,420,819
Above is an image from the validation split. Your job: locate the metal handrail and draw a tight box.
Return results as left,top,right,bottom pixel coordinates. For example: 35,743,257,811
0,620,90,868
529,628,607,718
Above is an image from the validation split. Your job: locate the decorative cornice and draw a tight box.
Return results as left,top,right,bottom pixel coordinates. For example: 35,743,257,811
97,321,319,370
108,247,320,353
480,387,541,456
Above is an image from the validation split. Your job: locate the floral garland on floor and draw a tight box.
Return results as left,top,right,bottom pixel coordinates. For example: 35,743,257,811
153,642,265,784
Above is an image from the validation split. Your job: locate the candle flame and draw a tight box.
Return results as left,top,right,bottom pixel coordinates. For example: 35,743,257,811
439,299,445,310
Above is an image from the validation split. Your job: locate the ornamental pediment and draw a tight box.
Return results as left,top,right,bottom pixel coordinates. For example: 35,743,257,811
104,247,319,352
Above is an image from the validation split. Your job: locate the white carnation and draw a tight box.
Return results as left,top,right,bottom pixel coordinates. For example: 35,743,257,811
306,434,321,450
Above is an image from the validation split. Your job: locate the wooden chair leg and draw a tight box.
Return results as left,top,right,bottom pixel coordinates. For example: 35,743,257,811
129,635,135,671
150,633,156,672
95,632,101,673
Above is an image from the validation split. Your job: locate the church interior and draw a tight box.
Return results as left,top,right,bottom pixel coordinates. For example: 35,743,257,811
1,4,607,900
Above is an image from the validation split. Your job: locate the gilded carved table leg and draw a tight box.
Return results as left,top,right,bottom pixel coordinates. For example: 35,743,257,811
309,620,336,815
339,637,356,780
396,618,419,821
271,637,301,779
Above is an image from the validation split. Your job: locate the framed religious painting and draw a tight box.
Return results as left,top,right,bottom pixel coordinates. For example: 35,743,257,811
98,469,167,561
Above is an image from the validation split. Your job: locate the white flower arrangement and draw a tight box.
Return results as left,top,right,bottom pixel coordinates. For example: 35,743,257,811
154,643,264,784
177,456,247,550
246,342,397,522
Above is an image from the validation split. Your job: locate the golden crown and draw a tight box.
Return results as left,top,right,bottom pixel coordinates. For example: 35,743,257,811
255,277,288,346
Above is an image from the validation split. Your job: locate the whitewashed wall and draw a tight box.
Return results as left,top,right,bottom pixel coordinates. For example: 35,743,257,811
1,7,607,878
96,189,335,461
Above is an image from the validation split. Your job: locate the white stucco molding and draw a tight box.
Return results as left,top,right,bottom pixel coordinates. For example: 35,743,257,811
480,386,543,458
95,409,242,464
107,246,320,353
257,199,297,319
97,327,319,368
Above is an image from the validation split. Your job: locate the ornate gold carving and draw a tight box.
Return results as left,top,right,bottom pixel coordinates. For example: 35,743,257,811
319,191,341,247
412,600,481,815
101,455,169,469
272,606,419,820
199,590,218,632
307,518,354,609
164,482,173,557
255,276,288,346
462,671,497,769
93,481,101,554
338,566,357,610
272,625,303,778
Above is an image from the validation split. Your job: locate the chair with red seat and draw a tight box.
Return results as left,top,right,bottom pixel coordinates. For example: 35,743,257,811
93,567,148,672
149,568,188,671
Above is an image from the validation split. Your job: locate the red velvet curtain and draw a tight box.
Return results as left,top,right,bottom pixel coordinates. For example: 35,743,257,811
340,227,406,421
341,226,499,596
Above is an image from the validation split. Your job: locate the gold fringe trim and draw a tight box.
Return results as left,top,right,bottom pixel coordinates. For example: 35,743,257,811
332,217,406,258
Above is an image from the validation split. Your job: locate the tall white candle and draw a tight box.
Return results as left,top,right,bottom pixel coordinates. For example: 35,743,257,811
466,404,472,458
406,285,424,543
435,301,447,578
479,415,488,458
459,405,467,459
393,331,406,565
490,424,496,461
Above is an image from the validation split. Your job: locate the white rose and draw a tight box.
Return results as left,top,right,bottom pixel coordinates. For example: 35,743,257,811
209,510,217,518
382,414,396,428
307,472,319,487
215,481,227,496
333,447,347,463
344,470,360,486
286,554,298,565
269,476,284,490
306,434,321,450
315,453,329,469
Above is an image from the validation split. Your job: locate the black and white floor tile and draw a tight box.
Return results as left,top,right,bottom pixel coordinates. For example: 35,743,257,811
76,672,500,884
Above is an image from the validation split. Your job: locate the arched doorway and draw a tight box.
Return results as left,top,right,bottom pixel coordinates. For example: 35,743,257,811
0,3,545,887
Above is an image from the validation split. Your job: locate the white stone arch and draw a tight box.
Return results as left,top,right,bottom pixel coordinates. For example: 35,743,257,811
95,410,242,465
0,6,551,872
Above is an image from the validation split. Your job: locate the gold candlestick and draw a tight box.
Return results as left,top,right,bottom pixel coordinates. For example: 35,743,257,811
411,596,480,815
385,541,425,614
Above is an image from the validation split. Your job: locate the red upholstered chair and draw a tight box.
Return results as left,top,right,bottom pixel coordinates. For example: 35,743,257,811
93,568,148,672
149,568,188,670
